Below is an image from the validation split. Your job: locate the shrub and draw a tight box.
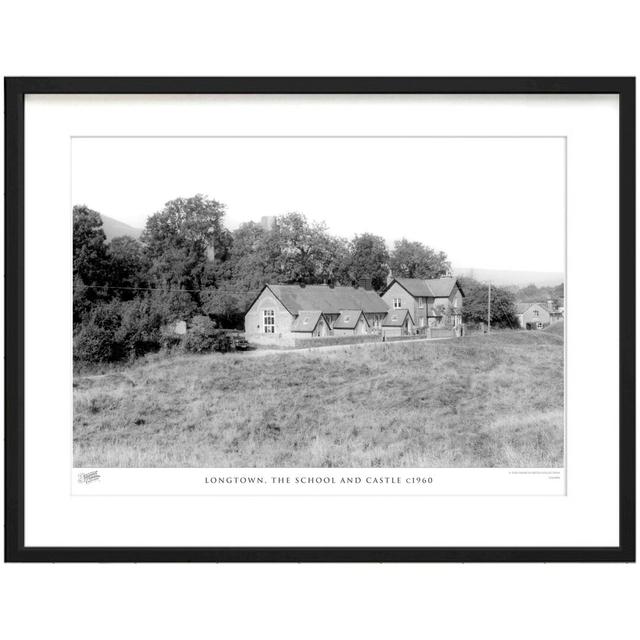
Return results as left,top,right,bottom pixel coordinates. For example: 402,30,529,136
184,315,218,352
73,302,123,362
184,315,233,353
115,297,164,360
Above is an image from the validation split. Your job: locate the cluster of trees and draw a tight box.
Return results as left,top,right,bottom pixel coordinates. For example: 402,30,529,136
73,194,451,363
513,282,564,305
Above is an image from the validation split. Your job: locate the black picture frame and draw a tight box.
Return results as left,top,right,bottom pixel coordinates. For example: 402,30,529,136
4,77,636,563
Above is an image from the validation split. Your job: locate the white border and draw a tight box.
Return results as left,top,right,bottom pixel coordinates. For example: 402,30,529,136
24,94,618,547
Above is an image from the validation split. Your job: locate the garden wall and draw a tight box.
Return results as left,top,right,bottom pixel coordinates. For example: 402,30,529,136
293,334,381,349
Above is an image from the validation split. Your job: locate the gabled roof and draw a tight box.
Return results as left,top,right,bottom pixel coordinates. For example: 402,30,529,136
385,276,463,298
333,310,369,330
254,284,389,315
515,302,549,315
390,278,433,297
427,277,462,298
291,310,326,333
382,308,414,327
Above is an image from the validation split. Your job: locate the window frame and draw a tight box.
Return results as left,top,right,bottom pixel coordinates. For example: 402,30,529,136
263,308,275,333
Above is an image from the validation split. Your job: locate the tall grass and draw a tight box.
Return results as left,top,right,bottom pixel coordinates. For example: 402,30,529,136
74,331,564,468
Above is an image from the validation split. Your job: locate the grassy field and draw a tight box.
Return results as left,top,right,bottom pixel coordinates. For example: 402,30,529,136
73,331,564,468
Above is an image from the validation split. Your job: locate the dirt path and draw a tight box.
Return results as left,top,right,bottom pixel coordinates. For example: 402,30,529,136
74,335,455,383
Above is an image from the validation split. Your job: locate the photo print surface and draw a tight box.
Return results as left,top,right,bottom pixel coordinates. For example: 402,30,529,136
72,136,566,470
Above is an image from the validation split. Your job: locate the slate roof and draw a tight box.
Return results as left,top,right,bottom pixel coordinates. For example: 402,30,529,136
262,284,389,315
515,302,549,315
291,310,325,333
382,308,413,327
426,276,462,297
389,276,462,298
333,310,368,330
392,278,433,297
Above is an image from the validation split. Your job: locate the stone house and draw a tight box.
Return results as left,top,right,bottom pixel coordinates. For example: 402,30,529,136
332,310,370,336
381,308,415,338
515,302,551,329
543,299,564,323
290,310,331,337
244,284,389,345
380,277,464,331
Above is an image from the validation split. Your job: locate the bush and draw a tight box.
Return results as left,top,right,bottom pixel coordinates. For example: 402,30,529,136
184,315,217,352
115,297,164,360
73,303,123,362
73,300,235,364
74,298,165,363
184,315,233,353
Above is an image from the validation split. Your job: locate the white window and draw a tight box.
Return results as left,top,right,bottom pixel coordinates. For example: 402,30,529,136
537,322,543,329
263,309,275,333
533,310,539,317
419,317,425,327
393,298,402,309
418,297,424,308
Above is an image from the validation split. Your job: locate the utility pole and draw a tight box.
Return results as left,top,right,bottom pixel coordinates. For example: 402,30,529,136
487,280,491,334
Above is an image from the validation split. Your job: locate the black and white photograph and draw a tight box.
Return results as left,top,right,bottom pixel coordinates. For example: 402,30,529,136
6,77,632,565
2,2,639,637
72,135,565,470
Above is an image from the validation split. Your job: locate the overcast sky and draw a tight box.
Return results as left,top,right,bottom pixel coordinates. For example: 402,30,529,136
72,136,565,273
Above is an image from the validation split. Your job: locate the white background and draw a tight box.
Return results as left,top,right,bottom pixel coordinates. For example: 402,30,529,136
1,1,638,639
26,94,608,547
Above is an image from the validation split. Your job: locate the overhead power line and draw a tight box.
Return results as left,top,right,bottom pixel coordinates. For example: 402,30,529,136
75,284,261,293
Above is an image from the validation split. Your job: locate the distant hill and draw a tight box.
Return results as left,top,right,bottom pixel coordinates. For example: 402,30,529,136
100,215,143,241
454,267,564,287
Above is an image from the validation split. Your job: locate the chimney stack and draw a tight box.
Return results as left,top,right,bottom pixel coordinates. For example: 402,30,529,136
358,277,372,290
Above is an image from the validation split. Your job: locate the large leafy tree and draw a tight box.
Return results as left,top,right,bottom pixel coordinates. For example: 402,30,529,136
347,233,389,291
259,213,347,285
141,195,231,291
217,221,275,289
461,279,519,328
389,238,450,279
108,236,149,299
73,205,111,323
73,205,110,287
202,221,275,327
268,213,318,283
311,232,351,285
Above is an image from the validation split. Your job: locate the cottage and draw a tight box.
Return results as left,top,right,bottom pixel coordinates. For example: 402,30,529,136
515,302,551,329
543,299,564,323
332,310,370,336
381,308,415,337
381,276,464,331
244,283,389,345
290,310,330,337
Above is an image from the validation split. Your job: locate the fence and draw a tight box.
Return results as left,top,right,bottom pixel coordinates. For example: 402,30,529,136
429,327,456,339
293,334,382,349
